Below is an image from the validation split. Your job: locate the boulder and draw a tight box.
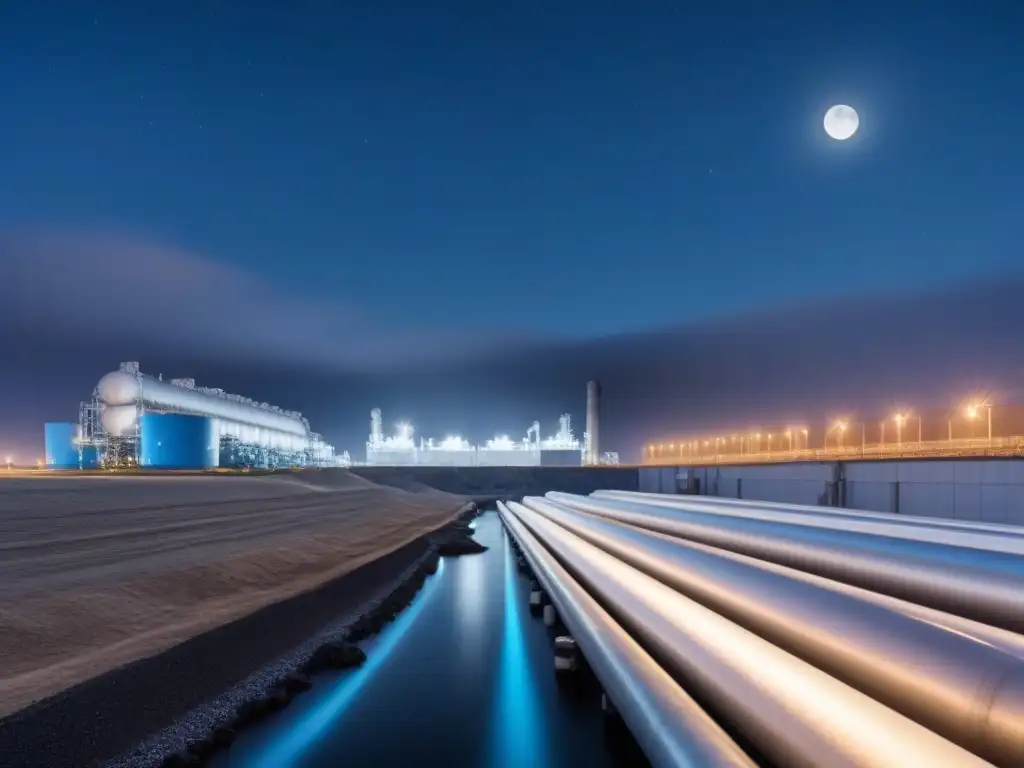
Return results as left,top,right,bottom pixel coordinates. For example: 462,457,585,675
307,641,367,672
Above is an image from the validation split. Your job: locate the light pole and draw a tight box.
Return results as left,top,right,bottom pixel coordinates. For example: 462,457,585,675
4,456,11,471
829,420,847,451
965,401,993,447
801,428,808,451
894,413,906,451
785,429,793,452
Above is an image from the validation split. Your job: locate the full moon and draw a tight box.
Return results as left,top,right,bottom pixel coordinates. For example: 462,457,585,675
824,104,859,140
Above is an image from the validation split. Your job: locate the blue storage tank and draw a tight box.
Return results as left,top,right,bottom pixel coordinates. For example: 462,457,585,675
80,444,101,469
139,412,218,470
44,422,78,469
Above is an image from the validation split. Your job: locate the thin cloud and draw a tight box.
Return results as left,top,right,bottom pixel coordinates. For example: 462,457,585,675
0,230,532,371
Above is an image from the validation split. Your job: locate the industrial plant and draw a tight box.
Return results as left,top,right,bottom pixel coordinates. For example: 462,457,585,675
44,361,349,471
364,380,618,467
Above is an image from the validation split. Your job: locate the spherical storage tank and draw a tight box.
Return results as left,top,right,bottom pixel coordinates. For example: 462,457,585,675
139,412,218,470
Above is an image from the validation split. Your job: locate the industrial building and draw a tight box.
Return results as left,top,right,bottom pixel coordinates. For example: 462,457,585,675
44,361,349,471
363,380,618,467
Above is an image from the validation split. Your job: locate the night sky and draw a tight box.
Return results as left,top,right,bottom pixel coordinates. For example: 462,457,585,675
1,2,1022,461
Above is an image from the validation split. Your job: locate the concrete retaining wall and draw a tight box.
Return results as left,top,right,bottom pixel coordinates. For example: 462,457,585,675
351,465,639,501
642,459,1024,525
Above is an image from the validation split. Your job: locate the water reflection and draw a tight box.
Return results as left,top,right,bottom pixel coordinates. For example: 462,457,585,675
492,535,550,767
213,513,628,768
250,559,446,768
454,537,487,669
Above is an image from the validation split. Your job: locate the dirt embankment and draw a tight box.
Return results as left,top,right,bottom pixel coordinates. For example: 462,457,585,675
0,471,466,718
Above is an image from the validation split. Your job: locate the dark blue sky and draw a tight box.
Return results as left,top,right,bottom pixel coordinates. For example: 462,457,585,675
3,2,1021,334
1,2,1022,459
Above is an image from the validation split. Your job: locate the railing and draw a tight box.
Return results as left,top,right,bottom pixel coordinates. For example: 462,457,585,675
643,436,1024,466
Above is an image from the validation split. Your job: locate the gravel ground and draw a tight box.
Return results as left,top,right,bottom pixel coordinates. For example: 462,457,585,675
0,534,438,768
0,472,465,717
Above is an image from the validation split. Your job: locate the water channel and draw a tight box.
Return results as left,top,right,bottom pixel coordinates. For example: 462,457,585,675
211,511,647,767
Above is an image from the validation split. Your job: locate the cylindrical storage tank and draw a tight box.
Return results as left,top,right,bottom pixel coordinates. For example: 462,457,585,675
44,423,78,469
139,412,218,470
80,444,101,469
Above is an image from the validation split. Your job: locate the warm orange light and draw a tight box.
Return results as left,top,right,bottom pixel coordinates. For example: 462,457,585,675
893,413,907,426
964,400,988,420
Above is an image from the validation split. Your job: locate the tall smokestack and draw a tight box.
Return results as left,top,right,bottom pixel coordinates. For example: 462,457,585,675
586,380,601,465
370,408,383,447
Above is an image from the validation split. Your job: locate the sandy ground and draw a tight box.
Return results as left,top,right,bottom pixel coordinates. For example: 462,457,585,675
0,470,466,718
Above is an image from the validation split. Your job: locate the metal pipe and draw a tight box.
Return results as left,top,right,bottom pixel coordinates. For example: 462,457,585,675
596,490,1024,537
547,492,1024,633
495,502,755,768
522,496,1024,765
592,490,1024,555
505,501,989,768
667,524,1024,660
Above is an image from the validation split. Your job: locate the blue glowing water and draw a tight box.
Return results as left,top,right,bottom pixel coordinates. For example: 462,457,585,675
212,512,639,767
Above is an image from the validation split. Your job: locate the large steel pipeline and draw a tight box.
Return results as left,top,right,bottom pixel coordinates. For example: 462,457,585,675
596,490,1024,538
592,491,1024,555
495,503,756,768
504,501,990,768
521,496,1024,765
577,509,1024,660
546,492,1024,632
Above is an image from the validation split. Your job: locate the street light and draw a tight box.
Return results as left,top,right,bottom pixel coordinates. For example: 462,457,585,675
4,455,12,470
965,400,993,446
831,419,848,450
893,413,907,449
784,429,793,452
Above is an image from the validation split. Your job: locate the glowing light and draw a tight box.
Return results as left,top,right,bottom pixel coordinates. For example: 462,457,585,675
493,536,548,767
434,435,473,452
893,413,907,426
964,400,988,420
824,104,859,140
255,560,445,767
539,414,580,450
